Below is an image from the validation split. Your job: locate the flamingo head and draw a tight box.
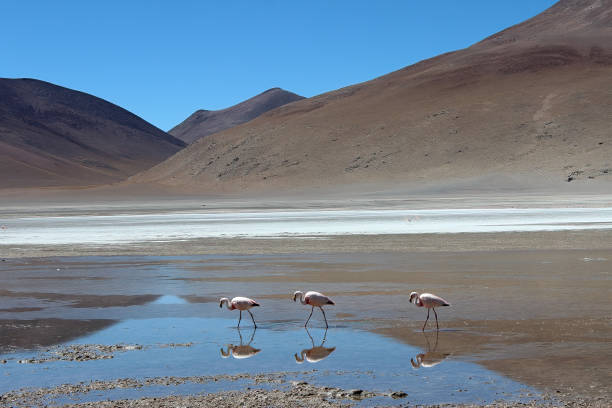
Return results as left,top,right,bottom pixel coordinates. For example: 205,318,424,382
409,292,419,304
219,297,229,308
292,291,300,302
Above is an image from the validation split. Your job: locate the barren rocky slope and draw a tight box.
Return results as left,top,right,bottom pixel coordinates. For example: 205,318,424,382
169,88,304,144
131,0,612,193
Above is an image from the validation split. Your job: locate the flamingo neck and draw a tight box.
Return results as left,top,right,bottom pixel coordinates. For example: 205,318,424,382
220,298,232,310
294,291,307,305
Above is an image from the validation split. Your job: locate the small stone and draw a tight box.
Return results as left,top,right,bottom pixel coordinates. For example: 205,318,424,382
390,391,408,399
349,389,363,395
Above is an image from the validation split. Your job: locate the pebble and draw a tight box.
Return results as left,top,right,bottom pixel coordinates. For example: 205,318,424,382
390,391,408,399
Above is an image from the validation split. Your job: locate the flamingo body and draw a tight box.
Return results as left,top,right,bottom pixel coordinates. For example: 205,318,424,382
416,293,450,308
299,291,335,307
221,296,260,310
219,296,260,327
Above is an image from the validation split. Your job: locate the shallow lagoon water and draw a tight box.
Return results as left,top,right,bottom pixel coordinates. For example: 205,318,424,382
2,207,612,245
1,252,609,405
1,317,538,406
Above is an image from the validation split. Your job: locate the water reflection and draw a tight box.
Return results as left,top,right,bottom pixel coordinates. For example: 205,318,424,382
411,330,451,369
294,327,336,363
220,327,261,359
0,318,117,352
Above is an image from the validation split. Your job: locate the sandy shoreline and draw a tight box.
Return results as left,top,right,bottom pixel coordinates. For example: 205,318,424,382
4,371,608,408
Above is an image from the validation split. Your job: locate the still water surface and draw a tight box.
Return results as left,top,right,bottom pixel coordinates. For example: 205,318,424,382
1,317,538,405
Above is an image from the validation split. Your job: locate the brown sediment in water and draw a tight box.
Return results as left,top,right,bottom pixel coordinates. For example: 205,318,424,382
0,290,159,309
376,318,612,401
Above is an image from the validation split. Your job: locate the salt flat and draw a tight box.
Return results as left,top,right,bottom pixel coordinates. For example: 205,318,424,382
2,207,611,246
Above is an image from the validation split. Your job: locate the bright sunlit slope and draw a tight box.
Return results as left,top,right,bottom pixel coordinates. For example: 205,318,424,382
130,0,612,193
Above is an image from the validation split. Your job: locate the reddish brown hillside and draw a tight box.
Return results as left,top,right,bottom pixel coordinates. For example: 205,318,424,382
169,88,304,144
131,0,612,192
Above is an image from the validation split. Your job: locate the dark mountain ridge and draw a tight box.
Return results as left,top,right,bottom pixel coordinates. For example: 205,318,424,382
0,78,185,188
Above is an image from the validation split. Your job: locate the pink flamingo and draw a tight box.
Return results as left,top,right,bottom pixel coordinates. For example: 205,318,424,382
409,292,451,331
219,296,260,328
293,291,335,328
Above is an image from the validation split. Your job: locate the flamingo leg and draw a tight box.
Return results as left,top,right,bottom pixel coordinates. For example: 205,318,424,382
422,308,430,331
319,307,329,328
433,307,439,330
305,306,314,327
248,310,257,328
238,310,242,328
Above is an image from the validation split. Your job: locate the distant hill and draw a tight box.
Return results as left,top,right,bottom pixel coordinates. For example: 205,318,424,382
0,78,185,188
131,0,612,192
169,88,304,144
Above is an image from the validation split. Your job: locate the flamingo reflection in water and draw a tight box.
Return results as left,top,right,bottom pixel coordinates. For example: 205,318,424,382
295,327,336,363
220,328,261,359
411,330,451,369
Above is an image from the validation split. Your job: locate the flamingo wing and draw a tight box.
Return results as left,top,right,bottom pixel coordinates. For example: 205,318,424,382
419,293,450,307
304,291,334,306
231,297,259,310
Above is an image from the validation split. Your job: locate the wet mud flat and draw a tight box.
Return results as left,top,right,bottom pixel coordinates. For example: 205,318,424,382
5,374,601,408
0,248,611,407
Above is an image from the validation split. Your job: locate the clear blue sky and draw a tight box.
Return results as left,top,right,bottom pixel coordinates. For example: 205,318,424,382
1,1,557,131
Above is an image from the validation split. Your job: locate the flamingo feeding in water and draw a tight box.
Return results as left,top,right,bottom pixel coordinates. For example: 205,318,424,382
409,291,450,331
293,291,335,328
219,296,260,328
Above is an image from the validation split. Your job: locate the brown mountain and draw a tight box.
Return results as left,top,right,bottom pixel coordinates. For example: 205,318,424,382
0,78,185,189
169,88,304,144
132,0,612,193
